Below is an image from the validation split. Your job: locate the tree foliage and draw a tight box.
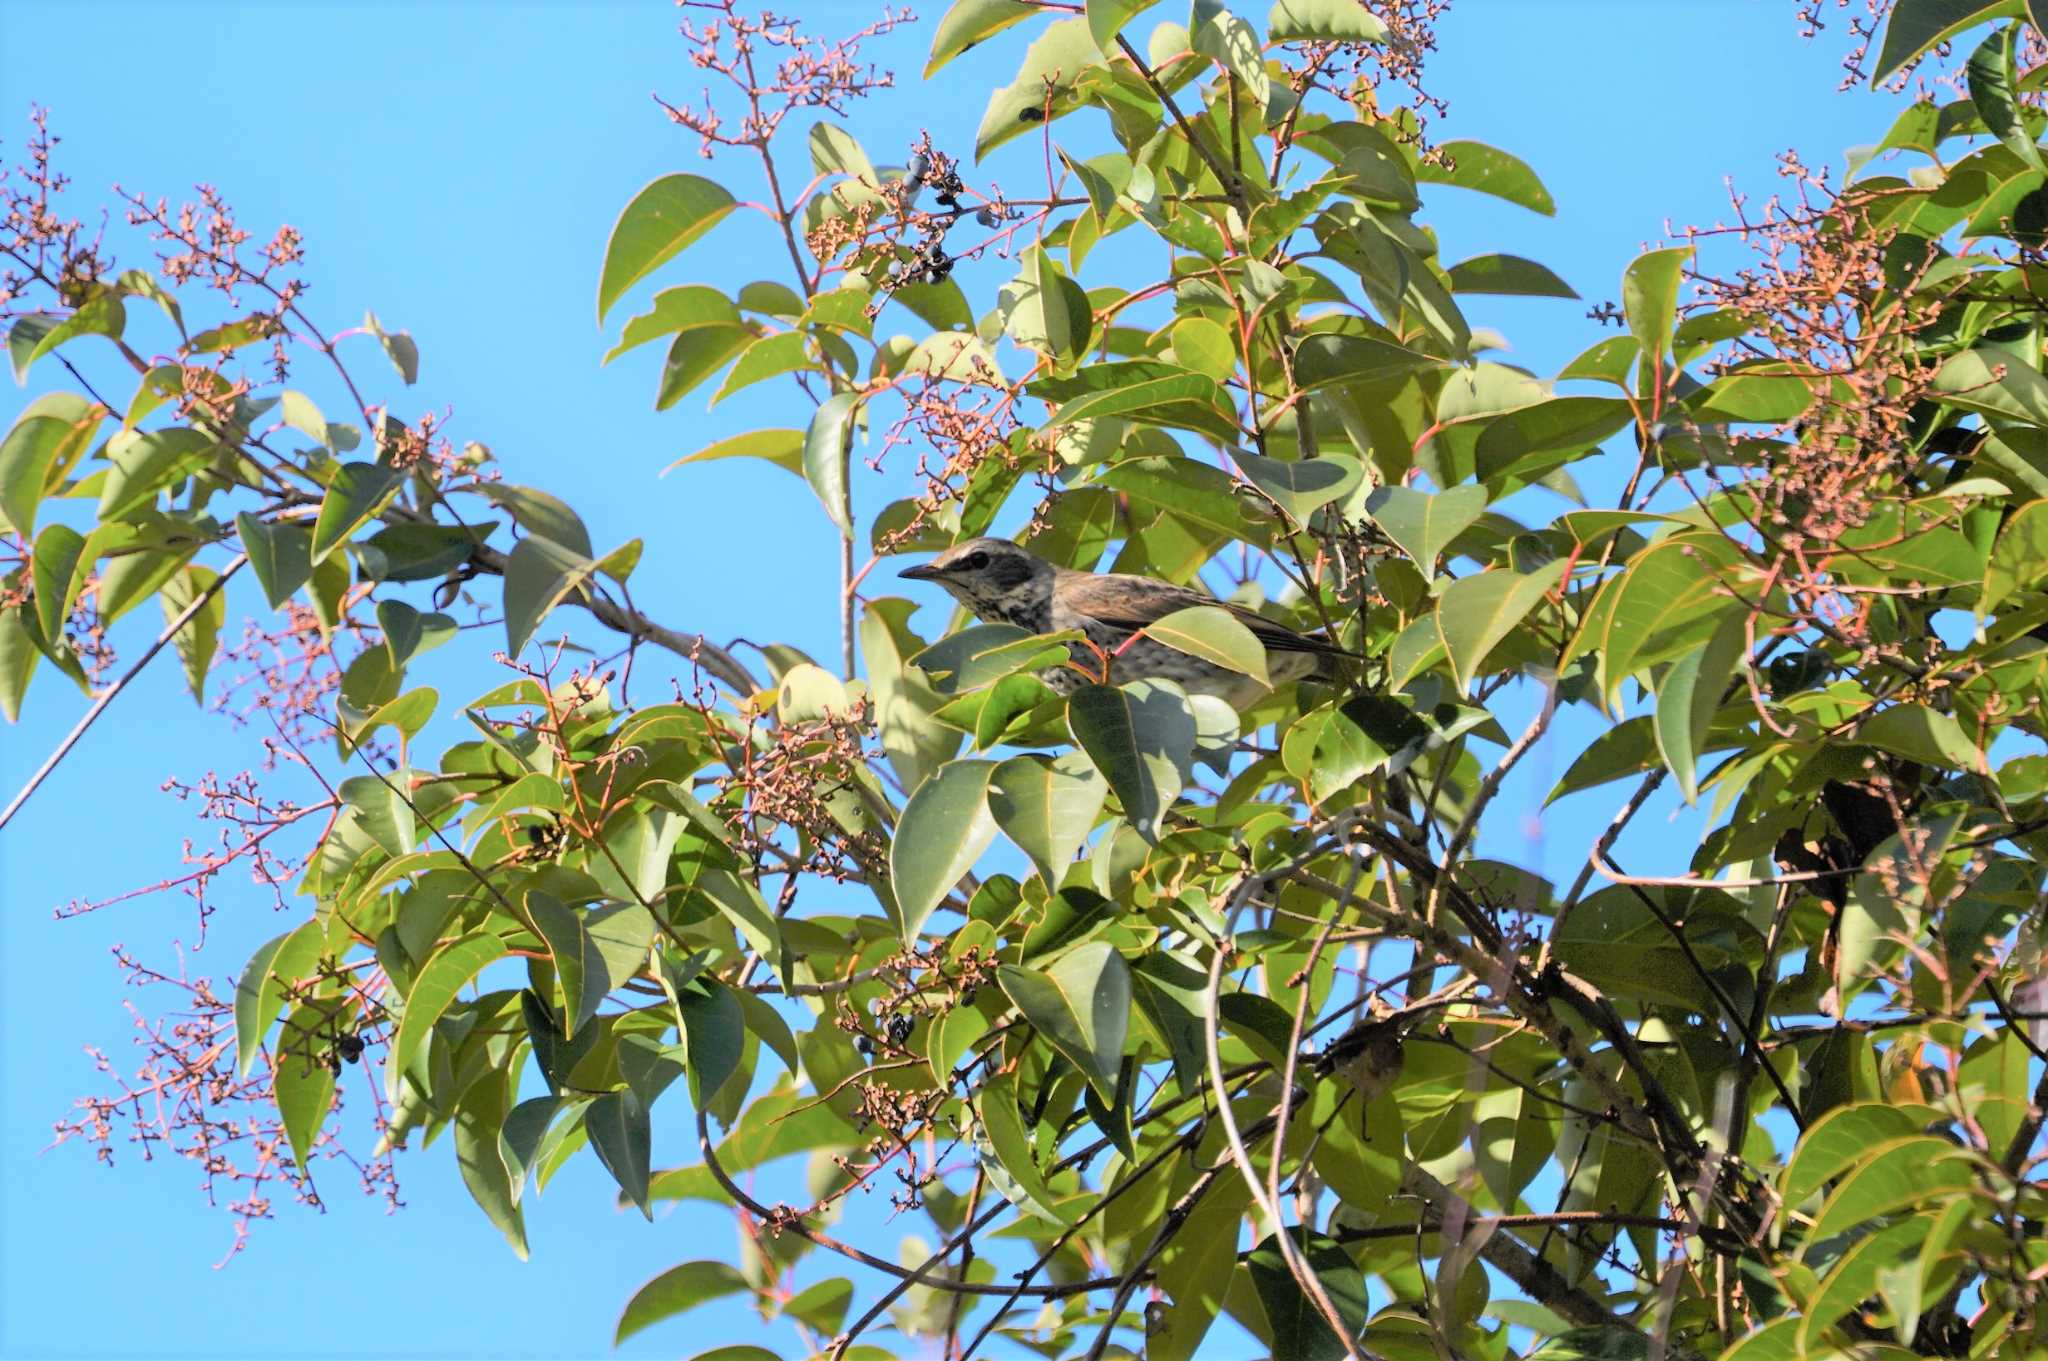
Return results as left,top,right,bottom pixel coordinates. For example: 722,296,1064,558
10,1,2048,1358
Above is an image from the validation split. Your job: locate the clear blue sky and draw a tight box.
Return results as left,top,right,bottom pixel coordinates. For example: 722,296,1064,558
0,3,1908,1357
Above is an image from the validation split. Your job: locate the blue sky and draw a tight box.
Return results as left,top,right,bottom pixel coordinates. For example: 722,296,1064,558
0,2,1914,1357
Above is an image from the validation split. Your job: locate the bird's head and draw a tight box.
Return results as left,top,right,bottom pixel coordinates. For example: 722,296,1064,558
898,537,1056,625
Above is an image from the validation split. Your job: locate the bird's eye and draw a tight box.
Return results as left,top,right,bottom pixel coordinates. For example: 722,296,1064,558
964,551,990,571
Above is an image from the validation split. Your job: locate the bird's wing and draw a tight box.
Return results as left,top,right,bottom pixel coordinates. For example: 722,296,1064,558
1059,571,1351,657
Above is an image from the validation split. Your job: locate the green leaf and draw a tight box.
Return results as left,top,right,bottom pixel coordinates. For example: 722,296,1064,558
362,310,419,385
1144,605,1270,685
890,759,999,944
1968,24,2042,169
674,977,744,1108
597,175,738,323
1982,497,2048,615
1235,451,1362,525
1446,253,1579,298
159,565,225,703
1269,0,1386,41
1872,0,2020,86
602,285,741,365
1933,347,2048,423
928,0,1037,75
502,533,597,658
99,427,215,522
525,890,604,1037
1066,679,1196,842
1292,333,1444,390
1088,0,1159,50
1621,246,1693,364
273,1002,337,1171
999,246,1094,364
12,293,124,382
988,752,1107,885
1049,368,1229,429
998,940,1129,1100
615,1261,752,1345
234,513,314,610
0,608,34,721
1857,702,1987,773
587,1089,654,1219
803,391,860,536
1805,1136,1977,1243
30,523,85,643
1361,484,1487,581
661,427,805,480
1417,140,1556,215
1581,534,1748,706
310,462,403,564
1783,1102,1946,1206
975,18,1101,160
711,330,811,405
1651,607,1748,804
387,931,510,1099
0,394,101,538
234,920,329,1077
1435,561,1566,694
1191,0,1270,109
454,1069,528,1259
975,1071,1073,1224
1246,1230,1370,1361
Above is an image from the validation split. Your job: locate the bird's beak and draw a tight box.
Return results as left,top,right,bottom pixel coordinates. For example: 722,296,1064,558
898,562,942,581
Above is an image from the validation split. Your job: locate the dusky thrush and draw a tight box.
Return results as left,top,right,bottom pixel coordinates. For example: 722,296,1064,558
899,536,1349,708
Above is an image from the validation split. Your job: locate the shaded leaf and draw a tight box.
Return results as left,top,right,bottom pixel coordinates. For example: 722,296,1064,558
998,940,1129,1100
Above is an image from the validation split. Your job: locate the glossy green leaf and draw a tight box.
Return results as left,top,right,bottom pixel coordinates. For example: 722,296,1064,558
1292,333,1443,390
387,931,510,1099
1651,607,1747,804
975,18,1100,159
1871,0,2019,86
0,394,102,536
1805,1136,1977,1244
99,427,214,522
661,427,805,481
803,391,859,536
928,0,1037,75
502,532,597,658
1435,561,1565,694
1446,253,1579,298
1968,24,2041,169
526,889,604,1036
234,919,329,1077
1416,140,1556,215
310,461,403,564
1000,245,1093,364
1235,450,1363,524
1191,0,1269,108
29,523,85,643
1066,679,1196,842
1857,702,1987,773
453,1068,528,1259
1246,1229,1370,1361
158,564,225,702
1621,246,1693,363
1361,484,1486,580
587,1088,654,1219
615,1261,751,1345
1087,0,1157,50
998,940,1129,1100
1144,605,1270,685
1269,0,1386,41
235,513,313,609
597,175,738,323
988,752,1107,884
889,759,999,943
674,977,744,1108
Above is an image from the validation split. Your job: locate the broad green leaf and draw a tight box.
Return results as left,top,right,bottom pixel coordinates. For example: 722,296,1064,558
1292,333,1443,390
158,565,225,703
673,977,744,1108
711,331,810,406
808,121,876,182
1049,369,1227,428
1982,497,2048,615
387,931,510,1099
0,608,34,721
1088,0,1158,50
14,293,124,381
1933,347,2048,423
1446,253,1579,298
928,0,1037,76
1191,0,1269,108
1871,0,2020,86
273,1001,337,1171
30,523,85,643
235,513,314,609
889,759,999,943
661,427,805,480
587,1089,654,1219
99,427,215,522
655,324,753,410
1621,246,1693,364
502,533,597,658
803,391,859,536
310,461,403,564
586,902,659,989
1857,703,1987,773
0,394,103,536
597,175,738,323
976,1070,1074,1224
1651,607,1747,804
998,940,1129,1100
1435,561,1565,694
234,920,329,1077
1246,1229,1371,1361
453,1068,528,1259
1269,0,1386,41
615,1261,751,1345
1066,679,1196,842
1967,24,2041,169
975,18,1100,159
1235,450,1362,524
498,1095,568,1205
525,889,604,1036
1580,534,1749,706
1416,140,1556,215
988,752,1107,884
1000,245,1094,364
1361,484,1487,580
363,310,419,385
1804,1136,1978,1244
603,285,740,365
1144,605,1270,685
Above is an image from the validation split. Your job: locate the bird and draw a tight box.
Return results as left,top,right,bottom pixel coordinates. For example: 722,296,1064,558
898,536,1351,708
